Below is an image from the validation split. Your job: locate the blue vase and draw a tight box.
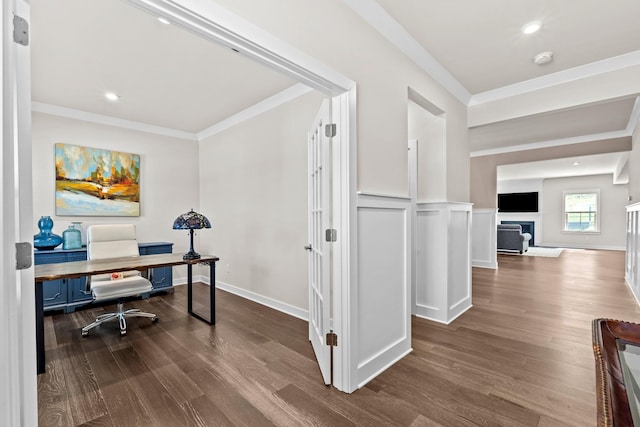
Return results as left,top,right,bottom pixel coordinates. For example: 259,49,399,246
33,216,63,250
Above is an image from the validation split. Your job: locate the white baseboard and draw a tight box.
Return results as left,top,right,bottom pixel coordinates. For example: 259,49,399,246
413,303,472,325
472,260,498,269
357,347,413,390
172,275,208,286
541,242,626,251
212,278,310,321
626,276,640,308
173,277,309,320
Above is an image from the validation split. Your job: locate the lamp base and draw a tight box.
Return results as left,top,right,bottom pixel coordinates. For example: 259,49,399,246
182,251,201,261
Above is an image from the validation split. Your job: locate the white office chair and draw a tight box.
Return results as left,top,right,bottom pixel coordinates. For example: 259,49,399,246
81,224,158,337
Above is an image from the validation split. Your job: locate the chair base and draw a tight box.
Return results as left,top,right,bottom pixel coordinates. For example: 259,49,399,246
82,301,158,337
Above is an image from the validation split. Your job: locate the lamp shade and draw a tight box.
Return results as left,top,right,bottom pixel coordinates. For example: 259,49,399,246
172,209,211,260
172,209,211,230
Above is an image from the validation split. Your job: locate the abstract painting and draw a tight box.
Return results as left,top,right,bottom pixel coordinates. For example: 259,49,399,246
55,143,140,216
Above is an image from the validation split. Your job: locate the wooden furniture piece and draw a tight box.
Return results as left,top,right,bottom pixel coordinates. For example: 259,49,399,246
592,318,640,426
35,253,219,374
34,242,173,313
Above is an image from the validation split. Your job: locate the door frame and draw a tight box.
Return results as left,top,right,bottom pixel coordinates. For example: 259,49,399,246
2,0,37,424
125,0,358,392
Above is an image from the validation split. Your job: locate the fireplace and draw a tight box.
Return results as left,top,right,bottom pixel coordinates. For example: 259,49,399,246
501,221,535,246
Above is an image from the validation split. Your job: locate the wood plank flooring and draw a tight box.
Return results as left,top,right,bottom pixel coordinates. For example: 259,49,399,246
38,249,640,426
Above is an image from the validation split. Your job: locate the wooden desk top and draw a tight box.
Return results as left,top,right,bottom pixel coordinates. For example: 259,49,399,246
34,253,219,282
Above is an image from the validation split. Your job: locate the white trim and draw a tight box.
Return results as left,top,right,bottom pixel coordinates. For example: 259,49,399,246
626,277,640,307
341,0,470,104
541,243,625,251
215,281,308,321
470,131,630,158
356,191,411,200
31,102,199,141
4,0,38,424
172,278,310,321
355,194,412,390
470,50,640,106
198,83,313,140
127,0,353,94
124,0,356,392
414,304,470,325
562,189,600,233
172,276,207,286
336,89,357,393
627,97,640,134
356,348,412,390
34,84,317,143
471,208,498,270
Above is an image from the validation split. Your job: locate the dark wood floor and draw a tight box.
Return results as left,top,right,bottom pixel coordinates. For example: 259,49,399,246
38,249,640,426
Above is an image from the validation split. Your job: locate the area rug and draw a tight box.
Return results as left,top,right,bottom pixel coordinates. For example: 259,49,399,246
500,247,564,257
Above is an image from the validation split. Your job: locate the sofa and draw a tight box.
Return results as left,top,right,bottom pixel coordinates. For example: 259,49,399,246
497,224,532,254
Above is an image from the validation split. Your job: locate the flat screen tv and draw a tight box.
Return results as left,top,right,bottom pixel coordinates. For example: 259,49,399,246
498,192,538,213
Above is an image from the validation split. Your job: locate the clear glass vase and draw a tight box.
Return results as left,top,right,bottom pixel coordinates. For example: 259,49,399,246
62,223,82,250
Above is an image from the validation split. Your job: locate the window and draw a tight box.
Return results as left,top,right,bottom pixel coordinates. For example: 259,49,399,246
563,190,599,232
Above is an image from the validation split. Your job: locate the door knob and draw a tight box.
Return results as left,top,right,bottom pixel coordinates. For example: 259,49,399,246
304,244,312,251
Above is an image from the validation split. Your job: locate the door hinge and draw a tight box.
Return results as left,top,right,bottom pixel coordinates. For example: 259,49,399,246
16,242,32,270
13,15,29,46
325,123,336,138
325,229,337,242
326,331,338,347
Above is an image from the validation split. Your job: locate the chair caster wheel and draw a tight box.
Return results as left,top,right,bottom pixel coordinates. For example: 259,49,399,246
120,330,127,337
81,330,88,337
152,316,159,323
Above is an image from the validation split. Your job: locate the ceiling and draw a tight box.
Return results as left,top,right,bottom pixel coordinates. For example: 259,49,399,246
31,0,640,181
30,0,299,134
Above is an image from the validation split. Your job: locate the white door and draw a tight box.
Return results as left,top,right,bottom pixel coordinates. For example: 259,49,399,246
307,99,332,385
1,0,37,425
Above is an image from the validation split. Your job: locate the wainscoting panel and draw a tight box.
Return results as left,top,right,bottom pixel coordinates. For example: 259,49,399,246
449,210,471,308
415,210,445,315
356,194,412,387
415,202,472,324
627,203,640,306
471,209,497,269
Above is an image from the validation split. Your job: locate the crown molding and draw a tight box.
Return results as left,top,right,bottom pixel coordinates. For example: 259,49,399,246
470,130,630,158
342,0,471,104
197,83,313,141
31,102,198,141
470,50,640,106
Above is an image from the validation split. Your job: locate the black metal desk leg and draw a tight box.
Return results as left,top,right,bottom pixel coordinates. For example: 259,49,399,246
187,263,193,314
36,283,44,374
210,262,216,324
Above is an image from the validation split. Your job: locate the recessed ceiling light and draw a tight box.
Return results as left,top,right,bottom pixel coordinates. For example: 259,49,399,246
522,21,542,35
533,51,553,65
157,17,170,25
104,92,120,102
573,162,580,166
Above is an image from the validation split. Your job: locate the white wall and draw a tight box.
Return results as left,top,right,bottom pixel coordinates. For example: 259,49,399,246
208,0,469,201
198,91,325,314
408,100,447,202
496,179,543,246
542,174,628,249
31,112,200,283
